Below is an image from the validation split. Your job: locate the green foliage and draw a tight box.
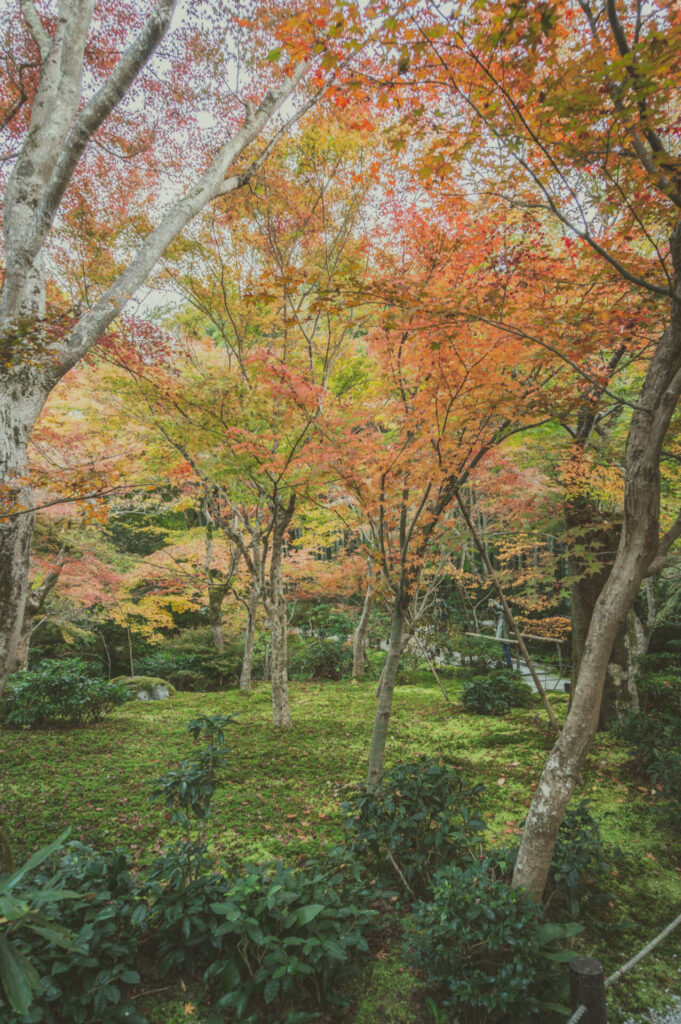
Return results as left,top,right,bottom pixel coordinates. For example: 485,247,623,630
0,831,74,1019
151,715,235,828
616,709,681,820
136,632,244,691
341,758,485,896
404,858,581,1023
289,636,352,681
303,603,354,637
637,671,681,716
1,660,130,729
3,843,144,1024
204,859,376,1021
142,841,230,977
461,670,532,716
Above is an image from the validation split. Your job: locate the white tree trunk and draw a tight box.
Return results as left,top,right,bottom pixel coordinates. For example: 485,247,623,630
366,598,407,792
239,584,259,692
353,566,375,679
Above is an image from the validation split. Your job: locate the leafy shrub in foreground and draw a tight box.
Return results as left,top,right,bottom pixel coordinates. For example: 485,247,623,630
204,859,376,1021
1,660,129,728
4,843,144,1024
404,858,580,1023
342,757,485,896
461,670,532,716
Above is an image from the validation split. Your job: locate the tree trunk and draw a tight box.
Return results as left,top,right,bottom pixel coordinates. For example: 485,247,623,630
0,379,46,693
568,517,639,729
239,584,259,692
269,600,291,728
207,586,225,653
512,223,681,901
353,566,375,679
266,510,292,728
367,598,407,792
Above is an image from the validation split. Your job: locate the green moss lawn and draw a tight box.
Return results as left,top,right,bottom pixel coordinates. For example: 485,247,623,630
2,673,680,1023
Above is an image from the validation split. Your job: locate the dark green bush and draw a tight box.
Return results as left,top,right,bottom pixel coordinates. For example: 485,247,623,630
637,672,681,716
136,630,244,691
142,841,230,978
1,660,130,729
341,757,486,896
404,858,580,1023
461,670,532,716
289,636,352,681
204,858,376,1021
4,843,145,1024
305,603,354,637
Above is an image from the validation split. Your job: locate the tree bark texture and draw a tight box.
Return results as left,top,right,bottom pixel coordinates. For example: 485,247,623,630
239,584,259,692
512,222,681,901
366,598,407,792
353,565,375,679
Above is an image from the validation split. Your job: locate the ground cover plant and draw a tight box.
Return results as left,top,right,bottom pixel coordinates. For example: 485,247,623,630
2,671,681,1023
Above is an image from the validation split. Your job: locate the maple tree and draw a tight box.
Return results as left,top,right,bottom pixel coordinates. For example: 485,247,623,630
365,0,681,898
0,0,353,691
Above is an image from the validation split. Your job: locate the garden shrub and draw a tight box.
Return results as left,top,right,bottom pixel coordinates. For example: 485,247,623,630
136,630,244,691
637,672,681,716
289,635,352,680
461,670,532,716
4,843,145,1024
341,757,486,896
304,603,354,637
204,858,376,1021
1,659,130,729
404,858,580,1023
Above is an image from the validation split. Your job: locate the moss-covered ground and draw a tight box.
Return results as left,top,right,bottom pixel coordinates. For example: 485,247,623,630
2,673,680,1023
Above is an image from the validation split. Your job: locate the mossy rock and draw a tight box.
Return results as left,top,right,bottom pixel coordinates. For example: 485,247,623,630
112,676,176,701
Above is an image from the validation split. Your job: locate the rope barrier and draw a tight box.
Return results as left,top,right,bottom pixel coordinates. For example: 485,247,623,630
566,907,681,1023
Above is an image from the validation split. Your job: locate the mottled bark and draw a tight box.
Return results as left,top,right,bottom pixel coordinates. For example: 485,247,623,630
366,598,407,792
239,584,259,692
12,552,64,672
353,565,375,679
207,588,226,654
513,223,681,901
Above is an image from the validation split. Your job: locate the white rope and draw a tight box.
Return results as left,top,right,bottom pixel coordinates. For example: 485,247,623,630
605,910,681,988
565,908,681,1022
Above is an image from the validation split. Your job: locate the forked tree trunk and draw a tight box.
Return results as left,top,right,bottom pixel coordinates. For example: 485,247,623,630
353,566,375,679
513,223,681,900
11,554,64,672
366,598,407,792
264,511,292,728
239,584,259,692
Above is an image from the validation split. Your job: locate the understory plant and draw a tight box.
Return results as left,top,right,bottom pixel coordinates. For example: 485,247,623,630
404,858,581,1024
1,660,129,729
342,757,486,897
461,670,532,716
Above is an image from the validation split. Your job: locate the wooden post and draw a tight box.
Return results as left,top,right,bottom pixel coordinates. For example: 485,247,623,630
569,956,607,1023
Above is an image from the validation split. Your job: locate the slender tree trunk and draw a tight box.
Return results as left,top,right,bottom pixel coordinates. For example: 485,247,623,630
367,597,407,792
239,583,259,692
0,380,46,692
266,514,291,728
207,586,225,653
568,516,639,728
353,566,375,679
513,224,681,900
